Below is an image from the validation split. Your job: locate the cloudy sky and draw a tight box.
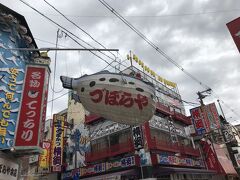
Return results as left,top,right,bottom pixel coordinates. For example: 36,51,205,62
1,0,240,124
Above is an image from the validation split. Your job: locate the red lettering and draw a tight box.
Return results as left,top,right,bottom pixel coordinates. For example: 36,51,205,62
134,94,148,110
90,89,103,103
119,92,134,107
105,90,119,105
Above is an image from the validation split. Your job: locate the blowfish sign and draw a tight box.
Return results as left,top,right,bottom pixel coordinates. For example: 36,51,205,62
14,65,49,149
60,71,156,125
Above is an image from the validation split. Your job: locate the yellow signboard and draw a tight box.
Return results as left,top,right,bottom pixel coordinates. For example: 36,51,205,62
51,114,65,172
39,141,51,172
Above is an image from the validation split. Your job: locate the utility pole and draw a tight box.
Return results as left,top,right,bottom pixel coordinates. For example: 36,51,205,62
196,89,223,172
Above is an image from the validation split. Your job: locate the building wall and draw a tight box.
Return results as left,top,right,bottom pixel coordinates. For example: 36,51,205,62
0,6,34,149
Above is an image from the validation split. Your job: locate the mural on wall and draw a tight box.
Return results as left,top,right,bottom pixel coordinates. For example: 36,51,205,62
0,10,35,149
66,91,90,170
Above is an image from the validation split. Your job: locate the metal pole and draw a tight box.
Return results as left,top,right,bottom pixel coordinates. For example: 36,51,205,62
51,29,59,117
7,47,119,52
197,91,223,173
129,50,133,67
217,99,226,120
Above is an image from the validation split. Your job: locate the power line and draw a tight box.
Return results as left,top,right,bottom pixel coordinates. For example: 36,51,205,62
22,8,240,18
19,0,120,70
43,0,117,59
98,0,210,89
47,91,69,103
34,37,66,47
98,0,240,119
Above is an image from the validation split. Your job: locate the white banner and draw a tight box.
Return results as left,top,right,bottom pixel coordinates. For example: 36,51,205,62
0,158,19,180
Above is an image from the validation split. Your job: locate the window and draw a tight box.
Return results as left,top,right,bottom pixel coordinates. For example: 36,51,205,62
91,137,108,152
110,133,119,146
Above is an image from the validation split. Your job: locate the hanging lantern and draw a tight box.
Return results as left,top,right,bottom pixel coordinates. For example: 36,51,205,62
60,71,156,125
144,65,148,71
133,54,136,61
135,56,139,62
127,54,130,60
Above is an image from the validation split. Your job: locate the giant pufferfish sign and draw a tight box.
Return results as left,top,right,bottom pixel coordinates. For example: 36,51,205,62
60,71,156,125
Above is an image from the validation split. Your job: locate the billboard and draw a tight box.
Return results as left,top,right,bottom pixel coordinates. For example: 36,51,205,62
14,65,48,149
226,17,240,52
190,103,221,135
157,154,204,167
39,141,51,173
0,30,26,149
0,157,19,180
51,114,65,172
65,91,90,170
202,103,221,131
190,107,206,135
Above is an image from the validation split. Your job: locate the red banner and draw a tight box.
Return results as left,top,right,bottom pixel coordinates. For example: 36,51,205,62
226,17,240,52
15,65,46,147
201,141,225,174
190,107,206,135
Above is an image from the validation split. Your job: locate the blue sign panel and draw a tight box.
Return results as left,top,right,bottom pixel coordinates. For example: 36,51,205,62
0,16,30,148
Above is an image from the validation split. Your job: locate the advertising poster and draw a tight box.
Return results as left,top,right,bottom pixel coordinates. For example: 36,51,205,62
66,91,90,170
0,27,26,149
39,141,51,173
14,65,47,149
51,114,65,172
226,17,240,52
0,157,19,180
190,107,206,135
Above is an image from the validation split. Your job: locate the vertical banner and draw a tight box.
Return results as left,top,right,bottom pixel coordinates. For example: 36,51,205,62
51,114,65,172
39,141,51,173
39,67,50,146
201,141,220,172
132,126,143,150
191,103,221,135
226,17,240,52
190,107,206,135
208,103,221,129
14,65,47,149
0,15,30,149
202,103,221,130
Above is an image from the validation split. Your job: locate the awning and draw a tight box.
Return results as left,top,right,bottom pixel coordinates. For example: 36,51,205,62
153,166,216,175
81,169,137,180
214,144,238,176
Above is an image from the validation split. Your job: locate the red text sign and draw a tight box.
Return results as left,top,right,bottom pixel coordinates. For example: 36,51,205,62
15,66,46,147
226,17,240,52
190,107,206,135
89,89,148,110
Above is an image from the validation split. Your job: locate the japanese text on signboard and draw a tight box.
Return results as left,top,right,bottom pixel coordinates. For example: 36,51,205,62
39,141,51,172
51,114,64,172
15,66,46,147
132,126,143,149
90,89,148,110
0,68,19,146
190,107,206,135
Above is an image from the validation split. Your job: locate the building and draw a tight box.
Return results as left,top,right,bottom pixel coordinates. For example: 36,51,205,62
0,3,51,180
61,66,216,180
